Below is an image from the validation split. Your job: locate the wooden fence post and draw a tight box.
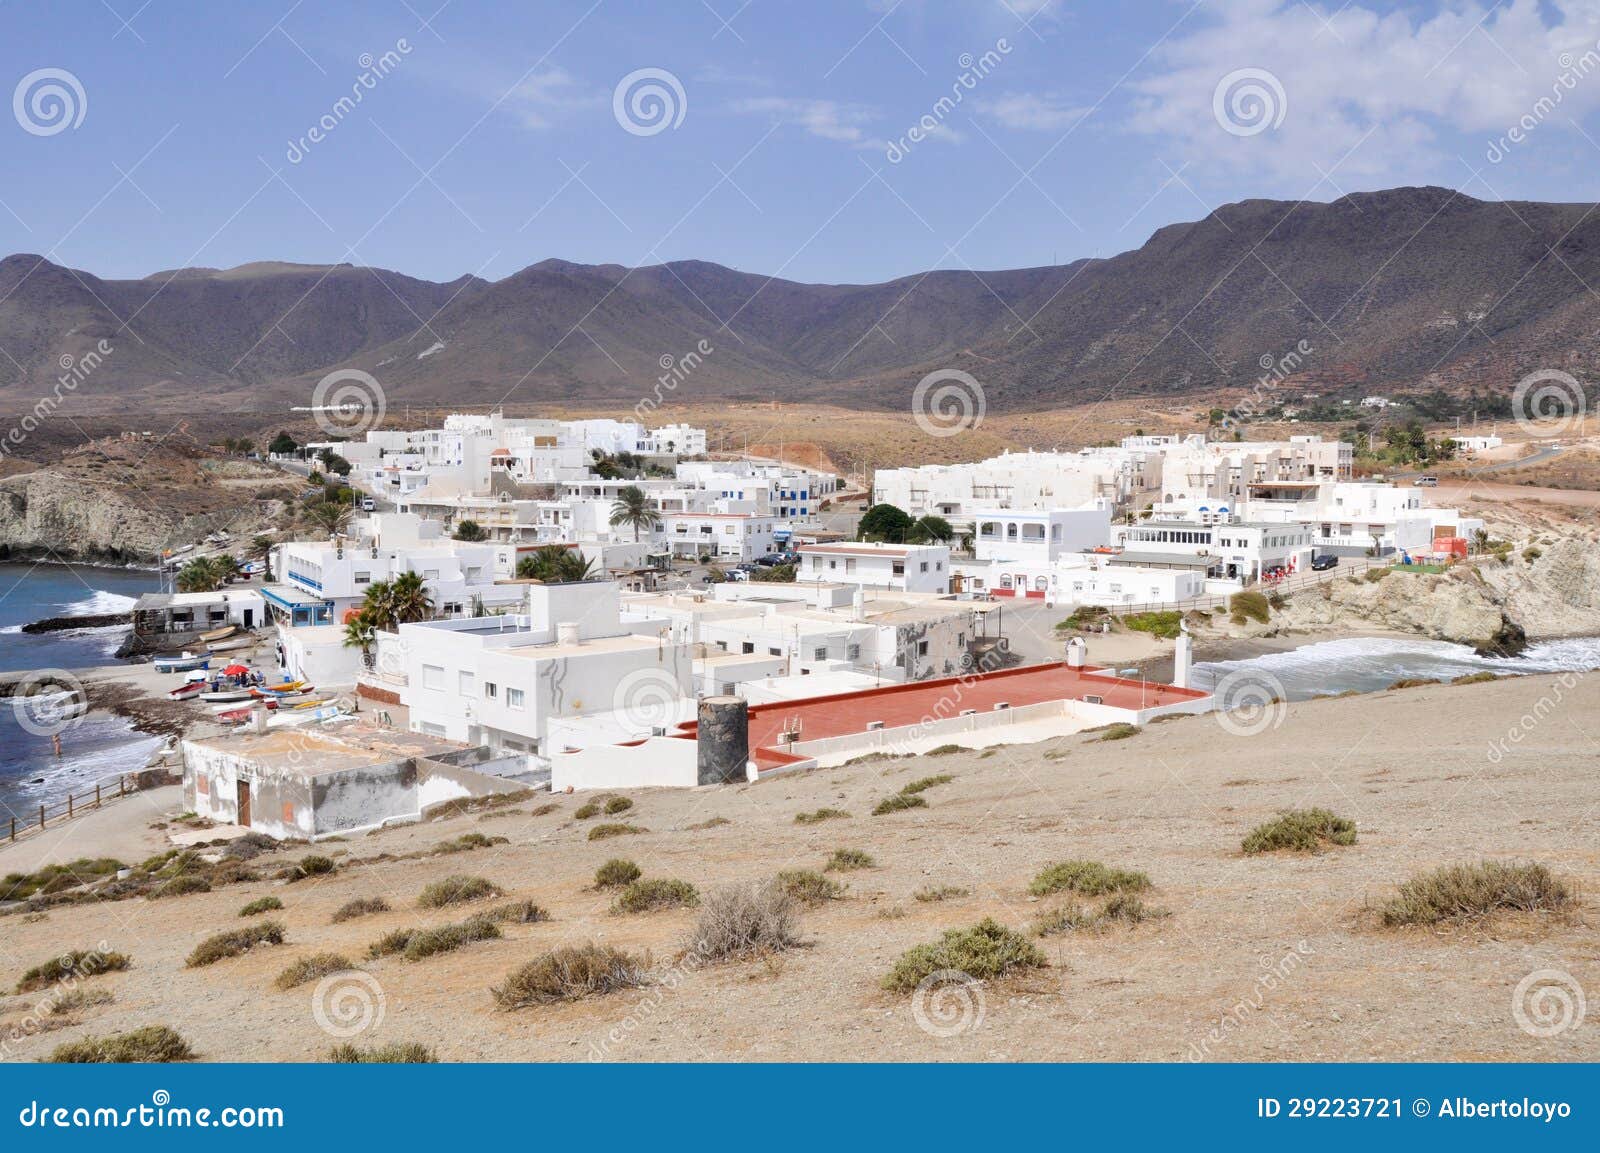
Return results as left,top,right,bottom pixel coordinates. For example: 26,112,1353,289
38,803,45,830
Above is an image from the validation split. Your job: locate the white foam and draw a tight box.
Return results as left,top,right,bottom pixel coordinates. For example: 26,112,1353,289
62,588,139,616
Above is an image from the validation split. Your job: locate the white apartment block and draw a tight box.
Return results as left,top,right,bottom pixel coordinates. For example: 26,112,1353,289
1112,517,1316,581
797,542,950,594
661,512,778,561
971,507,1113,564
873,447,1163,524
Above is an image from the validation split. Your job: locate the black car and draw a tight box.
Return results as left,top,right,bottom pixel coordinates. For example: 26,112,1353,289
1310,554,1338,571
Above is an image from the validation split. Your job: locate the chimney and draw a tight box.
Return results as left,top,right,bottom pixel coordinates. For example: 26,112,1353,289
556,621,580,646
696,695,749,785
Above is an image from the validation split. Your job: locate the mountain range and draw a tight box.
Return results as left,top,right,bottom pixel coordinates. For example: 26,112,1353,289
2,186,1596,416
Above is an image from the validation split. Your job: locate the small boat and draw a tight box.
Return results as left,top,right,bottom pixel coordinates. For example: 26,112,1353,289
260,680,305,694
154,652,209,673
289,697,330,710
199,688,254,703
167,681,206,701
215,700,277,721
268,704,340,728
199,624,238,644
207,637,257,654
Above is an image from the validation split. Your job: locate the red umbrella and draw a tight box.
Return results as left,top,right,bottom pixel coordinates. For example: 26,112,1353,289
223,663,250,676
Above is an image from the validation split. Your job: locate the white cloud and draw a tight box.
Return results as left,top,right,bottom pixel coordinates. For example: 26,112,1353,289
736,97,885,148
983,93,1090,131
506,67,604,130
1131,0,1600,182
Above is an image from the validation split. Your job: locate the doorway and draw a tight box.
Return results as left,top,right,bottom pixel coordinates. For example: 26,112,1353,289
243,608,254,627
236,780,252,827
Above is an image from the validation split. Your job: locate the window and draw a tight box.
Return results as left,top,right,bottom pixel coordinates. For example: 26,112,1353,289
768,647,781,656
919,562,928,572
917,640,929,656
459,670,475,695
813,646,828,661
354,571,371,585
484,681,497,699
847,644,861,660
506,687,525,710
423,569,440,581
742,642,755,654
419,722,446,738
421,664,445,691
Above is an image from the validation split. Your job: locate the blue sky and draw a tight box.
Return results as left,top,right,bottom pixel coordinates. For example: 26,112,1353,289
3,0,1599,285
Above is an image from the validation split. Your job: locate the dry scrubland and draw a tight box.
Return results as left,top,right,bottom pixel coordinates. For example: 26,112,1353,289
2,673,1596,1063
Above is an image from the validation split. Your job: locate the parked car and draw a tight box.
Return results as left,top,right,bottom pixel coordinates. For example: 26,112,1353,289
754,554,786,567
361,497,376,510
729,568,752,582
1310,554,1338,571
1413,475,1438,487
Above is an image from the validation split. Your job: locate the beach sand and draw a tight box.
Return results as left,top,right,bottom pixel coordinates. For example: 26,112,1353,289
2,669,1595,1063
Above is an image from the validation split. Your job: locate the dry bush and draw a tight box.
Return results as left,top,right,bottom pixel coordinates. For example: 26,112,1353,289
603,796,634,815
574,802,600,820
329,1041,437,1063
401,914,502,961
913,885,969,903
1028,860,1151,897
331,896,391,923
1378,861,1573,927
883,919,1044,992
433,832,508,855
794,807,850,825
594,859,642,888
186,921,286,967
491,944,650,1007
47,987,114,1016
486,899,550,924
239,896,284,917
872,793,928,816
776,869,847,905
417,874,502,908
16,949,130,993
150,874,212,899
825,848,875,872
686,880,802,963
47,1025,194,1063
588,823,645,841
900,774,953,794
1242,808,1357,854
611,878,699,914
274,953,356,991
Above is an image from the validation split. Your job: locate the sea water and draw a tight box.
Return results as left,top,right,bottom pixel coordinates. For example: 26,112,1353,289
0,563,164,820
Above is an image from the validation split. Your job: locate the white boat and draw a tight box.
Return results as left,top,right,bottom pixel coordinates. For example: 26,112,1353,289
206,637,257,653
199,688,254,703
153,652,209,673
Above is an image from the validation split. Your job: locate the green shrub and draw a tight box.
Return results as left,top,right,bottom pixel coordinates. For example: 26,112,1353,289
186,921,286,967
492,944,650,1007
883,919,1045,992
776,869,846,905
794,807,850,825
329,1042,437,1063
1032,901,1099,937
872,793,928,815
16,949,131,993
331,896,391,923
1451,671,1498,685
402,915,502,960
923,745,965,757
1094,722,1139,741
612,878,699,914
913,884,969,903
1230,590,1270,623
1122,610,1182,639
686,815,732,830
274,953,356,990
417,875,502,908
1028,860,1151,897
1363,567,1391,583
434,832,508,854
824,848,875,872
1,858,125,902
1378,861,1573,927
603,796,634,815
574,802,600,820
487,899,550,924
900,774,953,795
1033,894,1163,937
588,823,645,841
281,854,336,882
595,858,643,888
1242,808,1357,854
48,1025,194,1063
150,873,212,899
366,927,418,959
239,896,284,917
1057,606,1109,631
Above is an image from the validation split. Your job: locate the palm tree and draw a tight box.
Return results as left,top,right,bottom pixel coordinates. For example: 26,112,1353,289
212,554,242,584
608,485,662,542
342,611,376,668
304,500,352,536
176,557,223,593
250,535,274,565
389,571,435,624
516,545,596,583
359,579,397,631
453,519,488,542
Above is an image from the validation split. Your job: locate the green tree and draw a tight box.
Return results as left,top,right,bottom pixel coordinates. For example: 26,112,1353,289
267,431,298,456
304,500,353,536
212,554,242,584
342,611,377,666
388,571,435,624
608,485,662,542
905,514,954,544
453,520,488,542
359,580,397,631
516,545,596,583
176,557,223,593
859,503,913,542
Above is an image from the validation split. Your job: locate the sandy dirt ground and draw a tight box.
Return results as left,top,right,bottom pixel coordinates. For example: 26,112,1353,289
2,669,1596,1064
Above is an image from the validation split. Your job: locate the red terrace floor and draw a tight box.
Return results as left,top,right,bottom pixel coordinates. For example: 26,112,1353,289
675,662,1210,769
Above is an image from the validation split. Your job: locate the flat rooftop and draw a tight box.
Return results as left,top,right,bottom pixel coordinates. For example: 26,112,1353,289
185,719,464,777
498,632,665,661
